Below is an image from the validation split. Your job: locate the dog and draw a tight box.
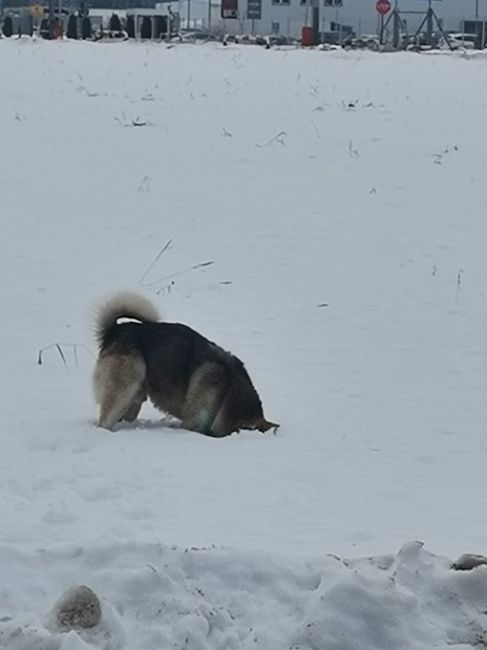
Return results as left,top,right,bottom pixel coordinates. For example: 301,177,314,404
92,292,278,437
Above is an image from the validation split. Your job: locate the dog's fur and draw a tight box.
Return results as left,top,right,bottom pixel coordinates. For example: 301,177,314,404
92,292,278,437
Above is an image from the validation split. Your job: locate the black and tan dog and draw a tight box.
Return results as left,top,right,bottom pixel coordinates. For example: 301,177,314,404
93,292,278,437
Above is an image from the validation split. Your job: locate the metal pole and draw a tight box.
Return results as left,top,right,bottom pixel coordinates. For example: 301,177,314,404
475,0,479,20
207,0,210,33
335,5,341,44
393,8,399,48
167,4,172,40
426,2,433,46
186,0,190,29
311,0,319,44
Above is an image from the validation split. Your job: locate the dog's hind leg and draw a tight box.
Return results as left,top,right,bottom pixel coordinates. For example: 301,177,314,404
180,363,225,436
209,403,235,437
93,352,146,430
121,386,147,422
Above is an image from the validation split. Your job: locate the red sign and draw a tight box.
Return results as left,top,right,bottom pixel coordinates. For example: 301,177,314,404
376,0,391,15
221,0,238,18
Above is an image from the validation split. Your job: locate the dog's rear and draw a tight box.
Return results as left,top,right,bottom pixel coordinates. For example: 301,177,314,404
93,292,159,430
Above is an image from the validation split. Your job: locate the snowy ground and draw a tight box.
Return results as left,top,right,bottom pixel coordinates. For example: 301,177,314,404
2,38,487,648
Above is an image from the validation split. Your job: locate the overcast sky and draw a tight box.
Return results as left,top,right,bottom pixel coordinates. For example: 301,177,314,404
335,0,484,33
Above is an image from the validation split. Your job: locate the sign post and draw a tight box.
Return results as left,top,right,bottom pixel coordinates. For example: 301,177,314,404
246,0,261,20
247,0,261,26
324,0,343,44
376,0,391,44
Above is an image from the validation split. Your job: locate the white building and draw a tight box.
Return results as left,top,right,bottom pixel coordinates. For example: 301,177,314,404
214,0,347,38
183,0,484,39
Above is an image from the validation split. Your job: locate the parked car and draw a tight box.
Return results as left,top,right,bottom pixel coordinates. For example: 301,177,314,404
438,32,476,50
343,35,380,51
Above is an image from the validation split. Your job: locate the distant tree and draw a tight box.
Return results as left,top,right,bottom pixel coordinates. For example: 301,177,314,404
51,17,63,38
81,16,92,39
126,15,135,38
155,15,165,38
2,16,13,37
78,1,89,18
109,13,122,32
66,14,78,38
140,15,151,39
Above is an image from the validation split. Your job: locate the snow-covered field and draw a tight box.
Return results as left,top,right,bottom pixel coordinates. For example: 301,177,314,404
2,38,487,648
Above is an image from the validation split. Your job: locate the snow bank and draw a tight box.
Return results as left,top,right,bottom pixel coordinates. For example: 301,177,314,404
1,540,487,650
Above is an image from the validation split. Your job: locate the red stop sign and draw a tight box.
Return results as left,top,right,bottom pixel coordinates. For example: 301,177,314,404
376,0,391,15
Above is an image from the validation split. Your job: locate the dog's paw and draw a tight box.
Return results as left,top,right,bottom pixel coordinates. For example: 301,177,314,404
160,415,183,429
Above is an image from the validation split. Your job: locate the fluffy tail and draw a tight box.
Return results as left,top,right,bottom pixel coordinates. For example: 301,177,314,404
93,291,160,346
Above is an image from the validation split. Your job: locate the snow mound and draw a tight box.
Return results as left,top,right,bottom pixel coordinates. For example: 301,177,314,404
1,541,486,650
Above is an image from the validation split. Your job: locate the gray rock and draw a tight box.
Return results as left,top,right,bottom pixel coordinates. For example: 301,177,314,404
53,585,102,630
452,554,487,571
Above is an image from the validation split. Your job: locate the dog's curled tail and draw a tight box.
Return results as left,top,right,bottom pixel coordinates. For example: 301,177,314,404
94,291,160,345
